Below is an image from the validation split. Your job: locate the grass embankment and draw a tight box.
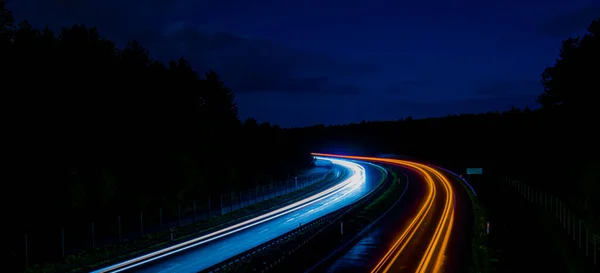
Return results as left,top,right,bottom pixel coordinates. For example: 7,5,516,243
451,174,495,273
479,176,596,273
27,170,341,273
210,168,405,273
506,178,597,273
530,204,595,273
349,170,403,227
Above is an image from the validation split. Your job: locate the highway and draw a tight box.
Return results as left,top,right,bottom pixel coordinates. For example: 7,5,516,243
92,156,383,273
312,154,461,273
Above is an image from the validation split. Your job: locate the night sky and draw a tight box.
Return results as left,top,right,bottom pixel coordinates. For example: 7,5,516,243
8,0,599,127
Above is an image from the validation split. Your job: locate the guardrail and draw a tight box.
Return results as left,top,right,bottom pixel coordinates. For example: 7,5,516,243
203,161,391,273
218,169,336,215
34,167,338,273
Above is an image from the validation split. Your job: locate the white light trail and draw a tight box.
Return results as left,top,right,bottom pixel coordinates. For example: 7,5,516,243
93,157,365,273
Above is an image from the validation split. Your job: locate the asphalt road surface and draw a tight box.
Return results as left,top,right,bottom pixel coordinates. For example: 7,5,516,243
313,154,473,273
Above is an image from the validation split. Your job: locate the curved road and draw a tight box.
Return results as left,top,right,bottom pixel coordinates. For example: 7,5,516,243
92,157,385,273
313,153,468,273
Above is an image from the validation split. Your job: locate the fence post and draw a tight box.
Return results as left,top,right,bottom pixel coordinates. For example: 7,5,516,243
239,191,243,208
231,191,236,210
118,216,122,243
529,186,532,202
220,194,223,215
160,208,163,231
25,233,28,269
556,198,562,221
564,206,567,229
586,228,589,257
92,222,95,249
140,212,144,237
572,214,575,240
568,210,571,234
560,200,563,221
193,200,197,223
555,198,559,219
275,182,282,196
61,228,65,258
517,180,525,196
579,220,582,248
520,181,523,196
562,204,566,228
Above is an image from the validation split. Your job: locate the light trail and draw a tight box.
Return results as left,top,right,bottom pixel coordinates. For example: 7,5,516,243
312,153,456,273
93,157,366,273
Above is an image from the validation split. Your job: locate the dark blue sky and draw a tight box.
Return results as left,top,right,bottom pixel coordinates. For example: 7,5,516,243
8,0,599,127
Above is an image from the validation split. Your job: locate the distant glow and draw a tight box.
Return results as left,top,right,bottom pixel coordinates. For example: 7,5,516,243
312,153,455,273
93,157,365,273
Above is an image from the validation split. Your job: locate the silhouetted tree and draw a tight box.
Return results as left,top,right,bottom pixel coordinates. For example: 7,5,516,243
537,18,600,117
1,3,314,270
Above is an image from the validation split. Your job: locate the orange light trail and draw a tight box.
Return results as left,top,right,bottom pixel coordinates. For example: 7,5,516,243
312,153,456,273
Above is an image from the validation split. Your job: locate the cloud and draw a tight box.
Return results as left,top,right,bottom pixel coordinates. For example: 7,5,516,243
386,81,420,94
537,5,600,37
332,85,362,95
7,0,379,95
232,74,361,95
475,80,542,96
148,25,380,94
235,75,329,93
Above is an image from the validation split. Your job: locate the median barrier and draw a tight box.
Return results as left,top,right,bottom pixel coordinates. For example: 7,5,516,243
203,163,392,273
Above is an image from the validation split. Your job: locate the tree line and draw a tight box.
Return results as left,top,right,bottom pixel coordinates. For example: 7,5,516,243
1,1,313,267
293,18,600,226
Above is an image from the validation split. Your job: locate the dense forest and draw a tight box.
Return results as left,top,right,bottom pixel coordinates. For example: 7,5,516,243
1,0,313,265
2,0,598,270
294,18,600,227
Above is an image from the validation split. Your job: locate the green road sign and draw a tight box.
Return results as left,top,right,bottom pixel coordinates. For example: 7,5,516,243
466,168,483,175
